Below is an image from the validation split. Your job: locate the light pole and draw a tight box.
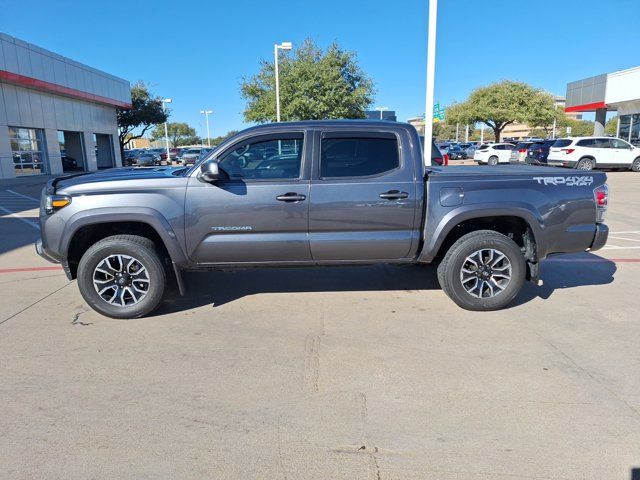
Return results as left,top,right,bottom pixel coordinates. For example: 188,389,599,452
375,106,389,120
200,109,213,147
274,41,292,122
162,98,172,161
423,0,438,166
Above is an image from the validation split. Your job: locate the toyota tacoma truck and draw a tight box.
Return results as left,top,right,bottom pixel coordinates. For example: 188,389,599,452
36,121,610,318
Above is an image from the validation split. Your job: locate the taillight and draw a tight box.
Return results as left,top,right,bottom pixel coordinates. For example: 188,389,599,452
561,148,575,154
594,184,608,223
519,148,526,153
443,153,449,166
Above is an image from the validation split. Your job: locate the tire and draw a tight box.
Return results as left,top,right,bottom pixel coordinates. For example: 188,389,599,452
631,157,640,172
77,235,166,319
437,230,526,311
488,156,499,166
576,158,594,170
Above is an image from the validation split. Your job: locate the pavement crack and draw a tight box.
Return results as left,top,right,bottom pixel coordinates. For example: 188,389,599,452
0,282,72,327
71,310,92,326
302,335,321,393
533,330,640,418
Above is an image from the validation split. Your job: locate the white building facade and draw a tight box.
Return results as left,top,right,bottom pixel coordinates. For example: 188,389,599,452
0,32,131,179
565,66,640,143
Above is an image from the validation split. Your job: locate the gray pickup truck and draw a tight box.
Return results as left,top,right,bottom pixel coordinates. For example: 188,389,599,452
36,120,610,318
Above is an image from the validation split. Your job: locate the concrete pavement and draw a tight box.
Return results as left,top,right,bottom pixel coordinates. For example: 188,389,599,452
0,171,639,479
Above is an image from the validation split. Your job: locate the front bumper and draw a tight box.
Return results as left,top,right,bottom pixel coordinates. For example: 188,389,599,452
589,223,609,252
35,238,58,263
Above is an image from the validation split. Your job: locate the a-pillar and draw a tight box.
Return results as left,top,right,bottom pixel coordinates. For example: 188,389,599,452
594,108,607,136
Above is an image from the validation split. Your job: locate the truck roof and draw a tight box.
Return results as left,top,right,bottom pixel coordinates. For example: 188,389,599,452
239,119,411,132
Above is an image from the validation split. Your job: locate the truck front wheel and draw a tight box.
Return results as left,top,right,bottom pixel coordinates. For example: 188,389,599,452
77,235,166,319
437,230,526,311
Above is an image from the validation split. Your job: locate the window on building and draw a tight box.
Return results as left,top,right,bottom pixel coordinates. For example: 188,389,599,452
320,136,399,178
9,127,47,176
631,114,640,146
619,115,631,142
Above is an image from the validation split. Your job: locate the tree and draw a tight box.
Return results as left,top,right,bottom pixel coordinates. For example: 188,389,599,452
446,81,557,142
151,122,197,147
432,121,457,141
605,115,619,136
117,82,168,152
240,39,375,122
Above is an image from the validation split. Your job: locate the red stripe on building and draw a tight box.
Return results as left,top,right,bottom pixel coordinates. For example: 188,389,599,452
565,101,607,113
0,69,132,109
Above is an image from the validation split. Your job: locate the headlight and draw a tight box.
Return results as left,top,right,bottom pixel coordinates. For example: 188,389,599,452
45,194,71,214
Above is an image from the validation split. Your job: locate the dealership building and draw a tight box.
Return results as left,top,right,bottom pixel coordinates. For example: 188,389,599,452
565,66,640,143
0,32,131,179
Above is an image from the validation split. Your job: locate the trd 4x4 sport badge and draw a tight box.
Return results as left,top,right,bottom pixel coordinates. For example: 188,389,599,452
533,176,594,186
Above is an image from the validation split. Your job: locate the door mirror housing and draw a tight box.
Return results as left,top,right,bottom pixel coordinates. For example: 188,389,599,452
199,160,219,183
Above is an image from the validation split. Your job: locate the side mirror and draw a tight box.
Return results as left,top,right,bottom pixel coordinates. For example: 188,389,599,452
199,160,219,183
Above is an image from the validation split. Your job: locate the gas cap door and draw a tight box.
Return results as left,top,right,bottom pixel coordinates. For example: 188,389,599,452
439,187,464,207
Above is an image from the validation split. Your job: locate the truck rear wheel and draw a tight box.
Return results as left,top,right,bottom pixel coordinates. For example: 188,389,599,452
437,230,525,311
77,235,166,319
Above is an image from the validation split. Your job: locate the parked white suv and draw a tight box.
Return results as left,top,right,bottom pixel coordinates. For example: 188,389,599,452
474,143,515,165
547,137,640,171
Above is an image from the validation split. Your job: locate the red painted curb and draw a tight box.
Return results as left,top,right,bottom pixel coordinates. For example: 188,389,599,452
0,266,64,274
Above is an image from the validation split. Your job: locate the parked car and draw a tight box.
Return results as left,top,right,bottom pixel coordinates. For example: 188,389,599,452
459,143,476,158
525,139,557,165
547,137,640,171
181,148,205,165
37,120,609,318
447,145,467,160
509,141,537,164
418,136,448,166
135,153,159,167
61,155,78,170
474,143,515,165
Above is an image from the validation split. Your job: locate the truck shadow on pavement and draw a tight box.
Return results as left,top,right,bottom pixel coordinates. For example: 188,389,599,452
157,252,616,314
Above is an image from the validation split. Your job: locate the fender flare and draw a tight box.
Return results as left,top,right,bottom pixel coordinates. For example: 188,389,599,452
59,206,188,265
418,203,547,263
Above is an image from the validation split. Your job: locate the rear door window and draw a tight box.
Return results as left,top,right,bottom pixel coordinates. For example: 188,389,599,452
576,139,595,147
320,135,400,178
553,139,573,148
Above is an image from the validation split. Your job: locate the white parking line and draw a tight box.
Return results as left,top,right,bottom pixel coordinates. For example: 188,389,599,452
6,190,40,203
610,231,640,234
609,236,640,243
0,206,40,230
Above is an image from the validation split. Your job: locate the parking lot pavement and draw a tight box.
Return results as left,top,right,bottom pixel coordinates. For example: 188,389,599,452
1,173,639,479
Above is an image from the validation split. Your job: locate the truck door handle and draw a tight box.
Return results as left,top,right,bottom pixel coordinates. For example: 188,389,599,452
379,190,409,200
276,192,306,202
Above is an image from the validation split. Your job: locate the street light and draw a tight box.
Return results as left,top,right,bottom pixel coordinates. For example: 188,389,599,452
375,106,389,120
162,98,172,161
274,41,293,122
200,109,213,147
423,0,438,166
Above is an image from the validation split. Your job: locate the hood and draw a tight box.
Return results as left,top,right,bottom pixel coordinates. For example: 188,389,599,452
51,166,188,193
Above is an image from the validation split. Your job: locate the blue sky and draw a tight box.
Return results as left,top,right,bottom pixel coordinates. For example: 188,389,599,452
1,0,639,137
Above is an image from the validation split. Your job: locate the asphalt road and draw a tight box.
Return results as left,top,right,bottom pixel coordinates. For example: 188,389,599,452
0,170,639,479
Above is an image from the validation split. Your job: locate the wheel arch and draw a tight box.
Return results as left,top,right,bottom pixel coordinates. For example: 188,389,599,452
419,205,545,266
62,208,187,279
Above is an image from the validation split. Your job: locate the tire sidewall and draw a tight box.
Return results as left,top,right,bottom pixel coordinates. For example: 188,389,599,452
77,240,165,319
444,235,525,311
632,158,640,172
488,156,498,166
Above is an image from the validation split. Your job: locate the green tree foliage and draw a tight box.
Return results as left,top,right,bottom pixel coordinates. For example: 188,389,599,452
151,122,197,147
117,82,168,151
240,39,375,122
446,81,557,142
432,121,457,141
209,130,239,146
605,115,619,136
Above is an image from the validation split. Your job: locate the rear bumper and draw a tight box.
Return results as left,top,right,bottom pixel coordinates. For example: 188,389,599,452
589,223,609,252
547,158,577,168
